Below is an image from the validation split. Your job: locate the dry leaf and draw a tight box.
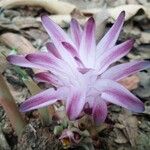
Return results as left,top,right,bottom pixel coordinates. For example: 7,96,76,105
0,32,43,73
137,0,149,5
23,78,41,95
0,54,8,74
4,80,29,103
0,127,11,150
23,78,55,125
36,15,71,28
119,75,140,91
24,29,49,44
93,9,110,42
118,111,139,147
81,4,150,21
126,0,139,4
127,48,150,60
0,0,76,14
106,0,126,7
114,129,128,144
133,71,150,98
81,8,101,16
0,32,37,54
62,0,105,9
0,17,19,31
0,74,26,136
139,32,150,44
108,4,150,20
12,16,40,29
143,101,150,115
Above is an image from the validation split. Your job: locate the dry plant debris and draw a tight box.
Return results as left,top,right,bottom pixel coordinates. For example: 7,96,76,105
0,0,149,150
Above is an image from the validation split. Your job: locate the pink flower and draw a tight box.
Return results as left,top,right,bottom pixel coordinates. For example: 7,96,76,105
59,129,81,145
7,11,150,124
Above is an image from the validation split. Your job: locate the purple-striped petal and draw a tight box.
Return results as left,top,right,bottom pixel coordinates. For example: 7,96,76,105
7,55,44,69
46,42,61,59
74,57,85,68
26,52,59,70
70,18,83,49
62,42,78,57
78,68,91,74
34,72,63,87
66,87,86,120
92,97,107,124
26,53,83,86
101,60,150,81
26,52,68,74
79,17,96,68
94,79,144,112
41,15,77,68
41,15,71,44
26,53,68,84
20,87,67,112
96,39,134,74
96,11,125,58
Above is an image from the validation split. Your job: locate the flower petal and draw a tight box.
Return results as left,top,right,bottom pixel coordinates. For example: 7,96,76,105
78,68,91,74
20,87,67,112
62,42,78,57
7,55,44,69
101,60,150,81
41,15,71,44
59,129,74,141
96,39,134,73
26,52,82,86
96,11,125,58
66,87,86,120
26,52,69,74
79,17,96,68
46,42,61,59
92,97,107,124
34,72,63,87
70,18,83,49
59,129,81,144
94,79,144,112
26,52,59,71
41,15,77,68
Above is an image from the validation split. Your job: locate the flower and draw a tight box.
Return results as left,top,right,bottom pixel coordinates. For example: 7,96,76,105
59,129,81,149
7,11,150,124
